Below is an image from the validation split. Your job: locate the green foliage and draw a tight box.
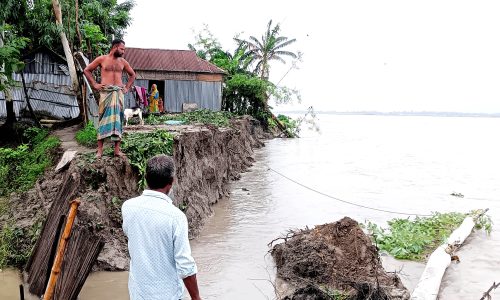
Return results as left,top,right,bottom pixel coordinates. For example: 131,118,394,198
222,74,270,120
0,24,29,92
76,122,98,147
188,25,223,61
269,83,302,106
3,0,134,57
366,211,493,260
0,128,60,196
470,209,493,234
0,218,43,268
121,130,174,189
80,22,108,56
277,114,297,129
189,23,301,128
145,109,234,127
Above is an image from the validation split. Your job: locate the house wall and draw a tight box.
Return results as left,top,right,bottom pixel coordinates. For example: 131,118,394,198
0,73,78,119
124,71,223,112
164,80,222,113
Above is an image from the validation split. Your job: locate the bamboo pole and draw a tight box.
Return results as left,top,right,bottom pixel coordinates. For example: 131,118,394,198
411,211,485,300
43,199,81,300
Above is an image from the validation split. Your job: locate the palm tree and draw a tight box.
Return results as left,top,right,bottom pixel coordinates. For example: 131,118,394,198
236,20,297,80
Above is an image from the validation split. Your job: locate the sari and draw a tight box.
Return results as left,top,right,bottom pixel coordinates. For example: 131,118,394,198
149,84,159,113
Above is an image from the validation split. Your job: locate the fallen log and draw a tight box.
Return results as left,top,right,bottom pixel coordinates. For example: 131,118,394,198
411,209,489,300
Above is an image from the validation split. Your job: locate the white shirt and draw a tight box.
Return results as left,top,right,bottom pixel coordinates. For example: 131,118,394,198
122,190,197,300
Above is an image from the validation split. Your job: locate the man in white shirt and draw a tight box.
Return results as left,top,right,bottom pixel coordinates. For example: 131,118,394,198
122,154,201,300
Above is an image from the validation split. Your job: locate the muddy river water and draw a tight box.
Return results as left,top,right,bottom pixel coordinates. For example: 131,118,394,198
1,114,499,299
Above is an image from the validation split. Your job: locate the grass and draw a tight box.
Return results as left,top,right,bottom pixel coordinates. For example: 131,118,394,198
365,211,492,261
0,127,60,196
0,217,43,268
322,287,349,300
145,109,234,127
76,122,98,147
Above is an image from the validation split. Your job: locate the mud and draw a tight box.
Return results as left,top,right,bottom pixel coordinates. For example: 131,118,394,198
2,116,266,271
271,217,410,299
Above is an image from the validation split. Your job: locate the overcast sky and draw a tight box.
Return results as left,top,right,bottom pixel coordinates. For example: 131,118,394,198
123,0,500,113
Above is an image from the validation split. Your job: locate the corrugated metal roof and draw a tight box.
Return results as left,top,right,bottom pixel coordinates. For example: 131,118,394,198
124,48,226,74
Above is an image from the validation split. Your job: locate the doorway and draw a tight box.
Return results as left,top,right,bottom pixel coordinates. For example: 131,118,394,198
148,80,164,101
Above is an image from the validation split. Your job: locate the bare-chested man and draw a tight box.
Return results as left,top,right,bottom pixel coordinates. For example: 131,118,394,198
84,39,136,158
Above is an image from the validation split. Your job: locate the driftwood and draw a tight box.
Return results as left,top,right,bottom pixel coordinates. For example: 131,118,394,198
411,210,488,300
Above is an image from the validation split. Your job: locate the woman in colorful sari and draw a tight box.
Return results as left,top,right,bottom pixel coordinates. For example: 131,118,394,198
149,84,159,113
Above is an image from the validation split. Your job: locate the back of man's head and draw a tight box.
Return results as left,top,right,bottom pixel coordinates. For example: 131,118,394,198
146,155,175,189
111,38,125,48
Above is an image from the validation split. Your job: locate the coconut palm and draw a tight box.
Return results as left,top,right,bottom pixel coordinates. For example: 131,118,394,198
236,20,297,80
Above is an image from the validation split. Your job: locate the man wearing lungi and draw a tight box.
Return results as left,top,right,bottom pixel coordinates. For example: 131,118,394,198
84,39,136,158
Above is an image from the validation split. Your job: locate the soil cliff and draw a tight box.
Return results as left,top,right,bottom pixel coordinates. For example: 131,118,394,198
5,117,265,271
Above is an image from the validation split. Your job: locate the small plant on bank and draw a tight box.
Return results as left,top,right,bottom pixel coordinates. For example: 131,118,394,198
365,211,492,261
121,130,175,189
76,122,98,147
268,114,299,136
0,127,60,196
145,109,234,127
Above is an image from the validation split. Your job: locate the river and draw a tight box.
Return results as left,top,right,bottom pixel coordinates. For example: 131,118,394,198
1,114,499,299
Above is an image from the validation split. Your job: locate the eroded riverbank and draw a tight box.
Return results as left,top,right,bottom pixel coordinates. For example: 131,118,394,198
2,115,499,299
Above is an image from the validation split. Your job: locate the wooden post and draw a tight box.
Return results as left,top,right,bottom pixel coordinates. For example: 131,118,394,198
43,199,81,300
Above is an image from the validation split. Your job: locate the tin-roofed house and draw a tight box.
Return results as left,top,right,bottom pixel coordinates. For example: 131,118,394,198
123,48,226,112
0,47,79,120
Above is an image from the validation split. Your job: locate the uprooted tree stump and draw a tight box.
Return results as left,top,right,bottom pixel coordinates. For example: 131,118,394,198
270,217,410,300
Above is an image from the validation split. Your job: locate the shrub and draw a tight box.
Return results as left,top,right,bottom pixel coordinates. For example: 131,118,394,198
0,128,60,196
121,130,175,189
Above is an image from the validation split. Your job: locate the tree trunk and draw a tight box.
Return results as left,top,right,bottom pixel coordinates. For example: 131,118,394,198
51,0,84,123
1,24,16,125
51,0,79,93
75,0,82,50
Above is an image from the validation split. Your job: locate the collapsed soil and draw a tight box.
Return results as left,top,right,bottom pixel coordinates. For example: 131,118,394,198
271,217,410,300
3,117,266,271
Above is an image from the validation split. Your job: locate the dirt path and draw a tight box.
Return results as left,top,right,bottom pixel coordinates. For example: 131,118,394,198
52,125,91,153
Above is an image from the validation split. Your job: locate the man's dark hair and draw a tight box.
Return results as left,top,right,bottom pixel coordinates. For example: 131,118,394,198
111,39,125,48
145,154,175,189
